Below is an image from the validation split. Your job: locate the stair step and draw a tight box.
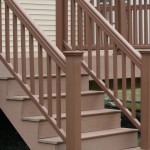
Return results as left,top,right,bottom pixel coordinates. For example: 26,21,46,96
22,109,121,121
39,128,138,150
0,56,87,77
7,90,104,117
1,73,89,96
124,147,141,150
22,109,121,138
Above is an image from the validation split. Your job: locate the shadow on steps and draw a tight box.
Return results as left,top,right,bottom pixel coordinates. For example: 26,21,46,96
0,109,30,150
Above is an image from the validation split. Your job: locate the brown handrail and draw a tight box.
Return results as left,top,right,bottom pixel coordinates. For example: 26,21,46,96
78,0,142,69
73,0,142,130
2,0,67,142
5,0,66,72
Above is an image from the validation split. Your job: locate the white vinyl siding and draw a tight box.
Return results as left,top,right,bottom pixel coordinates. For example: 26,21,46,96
18,0,56,42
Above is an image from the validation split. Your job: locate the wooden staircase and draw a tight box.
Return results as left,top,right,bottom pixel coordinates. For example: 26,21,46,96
0,57,138,150
1,0,150,149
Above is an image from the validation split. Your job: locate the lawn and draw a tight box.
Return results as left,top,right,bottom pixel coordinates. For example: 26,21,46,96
105,88,141,111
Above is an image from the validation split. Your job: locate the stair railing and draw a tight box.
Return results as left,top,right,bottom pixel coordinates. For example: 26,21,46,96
62,0,141,128
1,0,65,141
90,0,150,49
58,0,150,149
0,0,83,149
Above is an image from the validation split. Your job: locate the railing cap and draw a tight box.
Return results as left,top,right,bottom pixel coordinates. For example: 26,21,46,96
63,51,84,57
139,50,150,54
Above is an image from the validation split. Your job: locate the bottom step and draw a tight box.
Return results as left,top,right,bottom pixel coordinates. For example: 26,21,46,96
39,128,138,150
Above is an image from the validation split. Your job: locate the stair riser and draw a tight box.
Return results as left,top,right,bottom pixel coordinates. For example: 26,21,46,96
21,93,104,117
0,96,55,150
0,57,87,77
0,56,63,76
39,113,121,139
6,75,89,96
56,132,138,150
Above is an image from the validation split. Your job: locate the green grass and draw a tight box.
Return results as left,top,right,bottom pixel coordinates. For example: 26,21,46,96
117,88,141,101
105,88,141,111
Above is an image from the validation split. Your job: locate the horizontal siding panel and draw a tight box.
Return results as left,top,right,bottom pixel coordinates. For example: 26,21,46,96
18,0,56,42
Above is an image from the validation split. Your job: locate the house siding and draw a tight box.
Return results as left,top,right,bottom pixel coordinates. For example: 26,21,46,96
18,0,56,42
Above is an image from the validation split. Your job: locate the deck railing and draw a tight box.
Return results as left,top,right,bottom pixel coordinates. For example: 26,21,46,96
57,0,150,149
90,0,150,49
1,0,66,141
0,0,84,148
1,0,150,150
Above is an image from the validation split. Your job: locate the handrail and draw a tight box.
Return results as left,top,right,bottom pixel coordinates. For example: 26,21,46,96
70,0,142,130
2,0,68,142
78,0,142,69
5,0,66,72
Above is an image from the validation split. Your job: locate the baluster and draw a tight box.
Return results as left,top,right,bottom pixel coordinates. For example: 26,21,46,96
56,65,61,128
109,0,113,25
84,11,87,45
122,53,126,107
104,34,109,88
113,44,118,98
97,0,100,12
47,54,52,116
87,16,92,70
21,23,26,83
128,0,132,44
103,0,106,18
96,25,100,79
71,0,75,50
5,4,10,62
131,62,136,118
13,13,18,73
139,0,143,44
109,0,113,45
64,0,68,43
97,0,103,46
90,0,94,45
102,0,107,45
144,0,148,45
133,0,137,45
149,0,150,44
0,0,2,53
38,43,44,105
78,6,83,51
29,33,35,94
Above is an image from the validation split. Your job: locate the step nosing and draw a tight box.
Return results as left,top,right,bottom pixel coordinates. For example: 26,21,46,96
6,90,104,100
81,128,138,140
22,109,121,122
39,128,138,145
3,73,88,80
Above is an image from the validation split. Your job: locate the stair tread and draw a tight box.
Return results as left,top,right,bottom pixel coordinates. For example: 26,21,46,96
22,109,121,122
39,128,138,144
124,147,141,150
0,73,89,80
7,90,104,101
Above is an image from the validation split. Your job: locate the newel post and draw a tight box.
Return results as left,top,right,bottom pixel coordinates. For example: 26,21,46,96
140,50,150,149
115,0,127,39
64,51,83,150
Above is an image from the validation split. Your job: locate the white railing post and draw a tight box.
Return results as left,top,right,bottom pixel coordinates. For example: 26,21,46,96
64,51,83,150
140,50,150,149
